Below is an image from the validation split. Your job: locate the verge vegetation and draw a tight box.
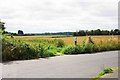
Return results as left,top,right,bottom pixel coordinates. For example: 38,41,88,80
91,68,113,80
2,35,120,61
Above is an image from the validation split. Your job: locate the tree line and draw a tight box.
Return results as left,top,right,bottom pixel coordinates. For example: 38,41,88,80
8,29,120,36
0,21,120,36
73,29,120,36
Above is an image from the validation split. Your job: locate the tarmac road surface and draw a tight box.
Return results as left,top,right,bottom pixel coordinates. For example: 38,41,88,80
1,51,119,78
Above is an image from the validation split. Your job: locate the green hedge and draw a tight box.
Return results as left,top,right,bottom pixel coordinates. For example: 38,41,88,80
63,45,82,54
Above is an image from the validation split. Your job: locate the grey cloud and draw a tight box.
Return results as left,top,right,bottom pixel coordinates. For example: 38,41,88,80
0,0,118,33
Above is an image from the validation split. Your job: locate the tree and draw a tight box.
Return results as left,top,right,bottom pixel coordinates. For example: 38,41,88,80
114,29,120,35
73,32,78,36
94,29,102,35
18,30,24,35
110,30,114,35
0,21,5,30
78,30,86,36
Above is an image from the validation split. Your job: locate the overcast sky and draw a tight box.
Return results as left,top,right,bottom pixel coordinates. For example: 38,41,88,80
0,0,119,33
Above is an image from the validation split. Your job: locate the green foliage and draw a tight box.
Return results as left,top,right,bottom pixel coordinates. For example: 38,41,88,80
82,43,95,53
63,45,81,54
2,36,65,61
92,68,113,80
54,39,65,47
0,21,5,30
35,44,55,58
2,38,39,61
95,42,120,52
47,46,63,56
2,34,120,61
103,68,113,73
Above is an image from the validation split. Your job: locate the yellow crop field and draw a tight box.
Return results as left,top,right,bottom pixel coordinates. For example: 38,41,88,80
13,35,119,45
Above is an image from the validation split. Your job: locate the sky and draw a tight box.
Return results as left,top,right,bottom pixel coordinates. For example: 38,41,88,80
0,0,119,33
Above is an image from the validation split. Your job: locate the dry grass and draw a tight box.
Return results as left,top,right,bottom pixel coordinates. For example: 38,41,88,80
13,35,120,45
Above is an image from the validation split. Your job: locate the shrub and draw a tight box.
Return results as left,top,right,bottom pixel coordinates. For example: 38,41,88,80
11,44,38,60
56,47,63,52
95,41,120,52
47,49,57,56
54,39,65,47
63,45,81,54
82,43,95,53
2,37,65,61
2,39,39,61
33,44,50,58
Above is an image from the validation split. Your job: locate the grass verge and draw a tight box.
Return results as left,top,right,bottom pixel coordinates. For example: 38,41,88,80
2,35,120,61
91,68,113,80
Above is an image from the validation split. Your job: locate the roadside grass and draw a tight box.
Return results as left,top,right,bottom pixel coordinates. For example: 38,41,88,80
2,35,120,61
2,36,65,61
91,68,113,80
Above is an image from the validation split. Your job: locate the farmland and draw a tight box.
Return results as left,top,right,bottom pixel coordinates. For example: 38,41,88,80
14,35,119,45
2,35,120,61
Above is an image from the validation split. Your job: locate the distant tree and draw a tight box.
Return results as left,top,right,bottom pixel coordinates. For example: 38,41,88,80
85,30,89,35
73,32,78,36
93,29,101,35
110,30,114,35
18,30,24,35
114,29,120,35
101,30,109,35
0,21,5,30
78,30,86,36
11,33,17,36
89,30,94,35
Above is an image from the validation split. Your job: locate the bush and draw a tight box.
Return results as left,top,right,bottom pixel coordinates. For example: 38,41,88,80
95,42,120,52
82,43,95,53
2,38,52,61
31,44,56,58
63,45,81,54
54,39,65,47
2,37,65,61
47,45,63,56
2,39,40,61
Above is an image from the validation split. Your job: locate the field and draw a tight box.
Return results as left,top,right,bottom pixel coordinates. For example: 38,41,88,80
13,35,119,45
2,35,120,61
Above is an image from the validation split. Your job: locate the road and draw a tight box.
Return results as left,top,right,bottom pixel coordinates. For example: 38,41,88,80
1,51,119,78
